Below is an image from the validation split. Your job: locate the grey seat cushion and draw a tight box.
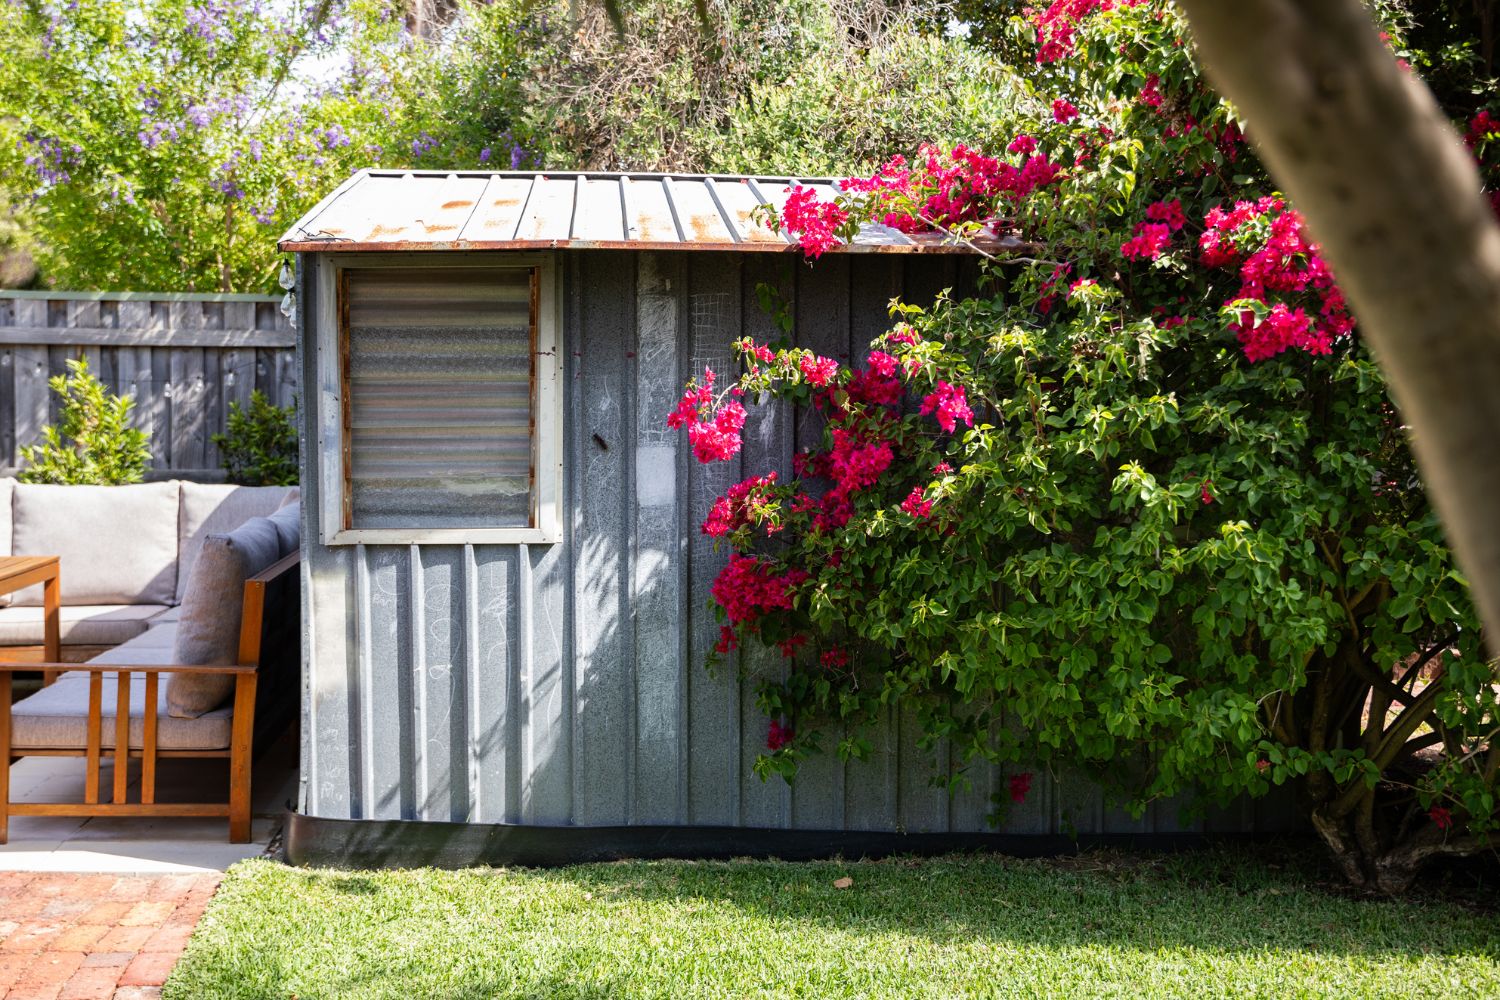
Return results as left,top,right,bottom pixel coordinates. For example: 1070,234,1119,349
146,605,182,626
167,515,281,718
177,483,298,603
10,481,181,606
8,672,232,751
88,622,178,663
0,604,168,647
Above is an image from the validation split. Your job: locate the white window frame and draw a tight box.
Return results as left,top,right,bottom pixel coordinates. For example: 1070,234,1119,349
314,251,563,545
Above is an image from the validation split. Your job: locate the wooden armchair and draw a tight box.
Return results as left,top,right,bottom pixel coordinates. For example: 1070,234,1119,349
0,552,300,844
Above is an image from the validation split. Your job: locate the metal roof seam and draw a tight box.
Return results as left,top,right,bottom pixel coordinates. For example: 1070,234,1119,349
453,173,490,246
619,176,633,241
660,176,687,243
510,175,541,242
702,177,742,245
569,174,585,240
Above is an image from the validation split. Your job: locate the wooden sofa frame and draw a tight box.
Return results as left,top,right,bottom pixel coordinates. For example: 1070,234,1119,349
0,551,300,845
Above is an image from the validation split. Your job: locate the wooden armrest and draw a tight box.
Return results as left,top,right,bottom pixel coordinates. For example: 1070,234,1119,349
0,661,257,675
250,550,301,585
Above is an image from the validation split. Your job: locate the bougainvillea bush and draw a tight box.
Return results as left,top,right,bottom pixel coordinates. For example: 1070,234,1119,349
671,0,1500,894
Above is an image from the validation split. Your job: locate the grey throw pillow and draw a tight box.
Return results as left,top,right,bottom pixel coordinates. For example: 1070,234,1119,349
166,515,281,718
266,501,301,559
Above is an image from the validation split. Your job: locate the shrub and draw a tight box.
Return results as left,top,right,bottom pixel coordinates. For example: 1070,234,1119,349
428,0,1018,175
19,356,150,485
214,391,298,487
672,1,1500,893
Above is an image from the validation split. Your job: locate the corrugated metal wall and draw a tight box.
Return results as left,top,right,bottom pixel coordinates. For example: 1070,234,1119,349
298,249,1297,836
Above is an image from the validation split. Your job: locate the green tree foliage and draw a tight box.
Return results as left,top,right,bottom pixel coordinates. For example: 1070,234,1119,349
675,2,1500,892
0,0,430,292
312,0,1020,176
213,390,299,486
2,1,1008,289
0,183,41,288
19,356,151,484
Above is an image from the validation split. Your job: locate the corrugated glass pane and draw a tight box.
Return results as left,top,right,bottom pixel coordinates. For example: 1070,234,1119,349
345,267,534,528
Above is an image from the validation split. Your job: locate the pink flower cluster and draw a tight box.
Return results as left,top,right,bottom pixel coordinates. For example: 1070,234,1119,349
901,487,934,519
847,351,903,406
737,338,776,365
1120,222,1172,260
817,428,896,529
811,143,1060,251
799,352,839,387
1009,772,1034,804
1199,198,1353,361
820,647,849,671
1120,198,1186,261
711,554,808,627
702,473,779,538
766,719,794,751
781,185,850,257
1032,0,1149,64
1464,111,1500,219
920,381,974,433
668,367,749,463
1052,99,1080,123
1138,73,1163,109
1465,110,1499,149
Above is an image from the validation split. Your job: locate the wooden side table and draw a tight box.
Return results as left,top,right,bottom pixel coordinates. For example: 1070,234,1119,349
0,556,61,674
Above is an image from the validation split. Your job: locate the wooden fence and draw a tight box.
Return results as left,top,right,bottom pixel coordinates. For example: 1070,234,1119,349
0,291,297,482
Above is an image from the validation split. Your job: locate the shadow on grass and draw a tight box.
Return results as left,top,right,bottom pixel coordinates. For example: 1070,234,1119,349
163,846,1500,1000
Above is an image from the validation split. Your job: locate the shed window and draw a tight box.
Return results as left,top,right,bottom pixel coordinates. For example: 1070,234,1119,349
340,266,538,531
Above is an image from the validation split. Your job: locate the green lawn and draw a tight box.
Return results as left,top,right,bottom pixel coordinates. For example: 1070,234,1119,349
166,849,1500,999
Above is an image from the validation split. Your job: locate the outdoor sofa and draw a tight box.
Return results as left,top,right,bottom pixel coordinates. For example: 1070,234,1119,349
0,480,301,843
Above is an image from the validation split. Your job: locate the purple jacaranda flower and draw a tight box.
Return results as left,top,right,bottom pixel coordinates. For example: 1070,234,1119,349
479,147,491,164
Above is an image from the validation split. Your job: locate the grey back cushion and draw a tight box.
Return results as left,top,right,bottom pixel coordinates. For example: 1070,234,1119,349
166,514,281,718
10,481,180,606
266,501,301,559
0,478,12,607
177,483,297,603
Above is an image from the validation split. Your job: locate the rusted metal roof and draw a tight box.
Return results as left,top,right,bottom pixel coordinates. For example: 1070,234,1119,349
279,169,1021,255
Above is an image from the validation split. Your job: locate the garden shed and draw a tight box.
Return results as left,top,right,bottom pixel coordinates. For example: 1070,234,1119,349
278,169,1295,866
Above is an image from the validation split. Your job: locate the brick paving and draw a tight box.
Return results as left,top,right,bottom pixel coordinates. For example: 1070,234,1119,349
0,873,219,1000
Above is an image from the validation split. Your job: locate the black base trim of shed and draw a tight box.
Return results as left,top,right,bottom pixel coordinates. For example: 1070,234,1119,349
283,812,1298,870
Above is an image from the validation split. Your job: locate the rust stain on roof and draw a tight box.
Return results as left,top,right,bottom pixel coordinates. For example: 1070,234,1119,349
441,199,473,210
688,215,720,241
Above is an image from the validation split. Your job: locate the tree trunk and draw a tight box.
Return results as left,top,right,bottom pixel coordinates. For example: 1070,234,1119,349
1175,0,1500,655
